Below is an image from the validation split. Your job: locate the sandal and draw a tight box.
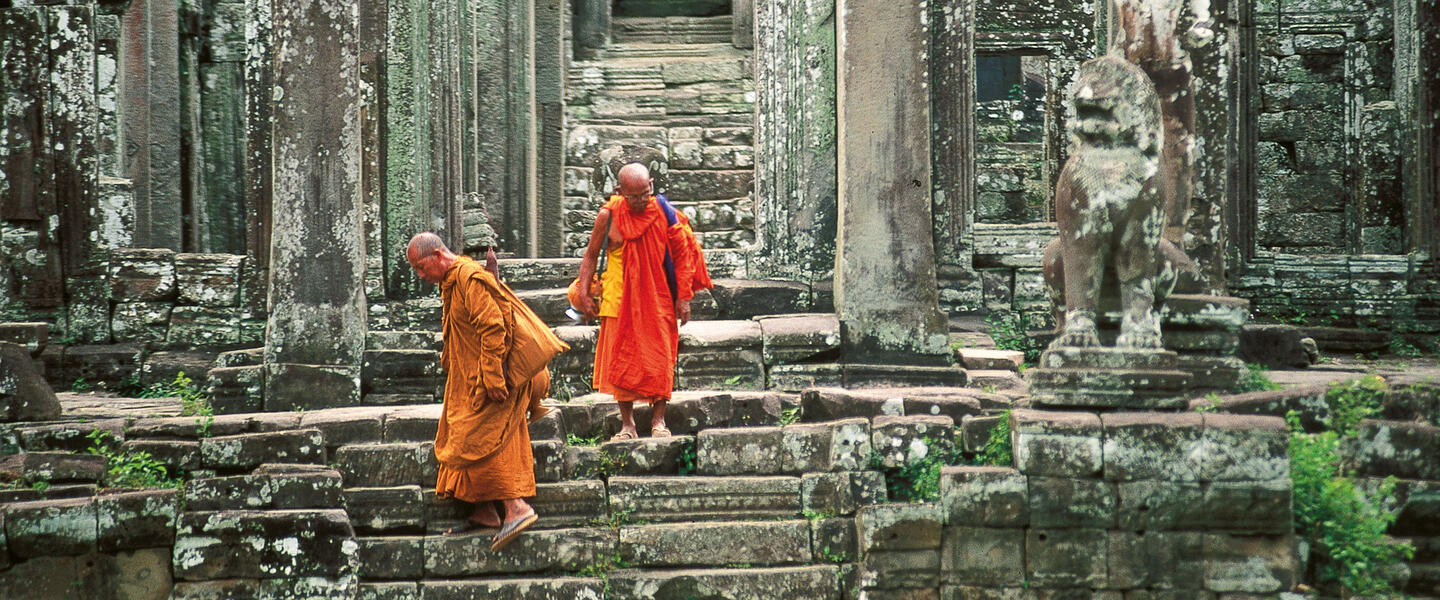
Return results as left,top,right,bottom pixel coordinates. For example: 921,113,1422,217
490,512,539,551
650,425,672,438
527,405,552,425
609,430,637,442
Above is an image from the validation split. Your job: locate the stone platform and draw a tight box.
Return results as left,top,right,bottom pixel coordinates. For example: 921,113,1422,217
1026,347,1193,410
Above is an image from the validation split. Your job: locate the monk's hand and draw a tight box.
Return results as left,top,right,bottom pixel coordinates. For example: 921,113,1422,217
486,385,508,404
676,299,691,325
577,294,598,321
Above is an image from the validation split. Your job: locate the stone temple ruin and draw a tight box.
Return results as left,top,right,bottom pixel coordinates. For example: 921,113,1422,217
0,0,1438,596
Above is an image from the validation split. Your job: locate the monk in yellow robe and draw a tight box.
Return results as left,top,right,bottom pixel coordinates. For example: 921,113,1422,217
574,163,712,440
407,232,539,550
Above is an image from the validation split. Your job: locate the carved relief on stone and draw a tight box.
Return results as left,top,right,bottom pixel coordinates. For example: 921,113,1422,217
1041,54,1193,350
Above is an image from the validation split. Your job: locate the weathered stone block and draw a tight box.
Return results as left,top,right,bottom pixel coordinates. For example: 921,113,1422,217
857,503,943,552
697,426,784,475
94,489,178,551
424,526,617,576
166,305,241,347
1028,477,1116,529
1201,533,1297,593
758,314,842,365
1116,480,1207,530
172,509,357,580
860,548,942,589
1102,412,1205,481
1108,530,1204,589
1025,528,1107,588
184,470,343,511
334,442,430,487
813,516,857,562
620,520,810,567
939,467,1028,527
782,418,872,473
532,440,564,482
531,480,608,528
608,475,801,522
801,388,901,421
199,428,325,470
263,363,362,411
0,342,60,422
1011,410,1102,478
4,497,97,557
1351,419,1440,480
345,486,425,533
174,253,244,306
0,452,106,483
1201,479,1293,534
205,365,264,413
109,248,175,301
357,536,423,580
0,323,48,357
607,565,842,599
110,302,172,344
1199,414,1289,481
298,407,386,447
15,418,124,452
941,526,1025,586
872,415,954,469
802,472,859,515
381,405,441,442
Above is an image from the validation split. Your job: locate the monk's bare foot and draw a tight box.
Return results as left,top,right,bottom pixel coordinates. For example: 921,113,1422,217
470,503,502,528
610,429,638,441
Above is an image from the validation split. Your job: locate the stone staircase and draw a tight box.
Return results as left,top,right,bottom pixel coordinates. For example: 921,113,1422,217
563,16,756,257
6,377,1410,598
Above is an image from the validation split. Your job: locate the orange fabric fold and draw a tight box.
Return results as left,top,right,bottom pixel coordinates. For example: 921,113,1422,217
434,256,539,502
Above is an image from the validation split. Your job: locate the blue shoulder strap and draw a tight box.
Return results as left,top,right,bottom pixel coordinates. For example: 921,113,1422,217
656,194,679,301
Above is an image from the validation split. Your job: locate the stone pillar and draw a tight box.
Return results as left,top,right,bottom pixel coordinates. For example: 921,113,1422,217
752,0,837,281
50,6,108,342
264,0,367,410
1407,0,1440,258
834,0,953,368
473,0,534,254
360,0,388,308
534,0,566,257
199,0,248,255
1180,0,1233,293
384,0,435,299
930,0,981,313
732,0,754,49
572,0,610,60
242,0,273,330
120,0,184,250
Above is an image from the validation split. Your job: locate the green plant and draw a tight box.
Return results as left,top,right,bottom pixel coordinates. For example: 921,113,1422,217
973,412,1013,467
820,544,849,563
723,374,746,387
986,311,1043,365
778,406,802,427
576,552,628,578
1324,376,1387,435
588,507,637,530
677,439,697,476
1287,410,1412,597
1194,392,1222,413
1388,336,1422,358
30,479,50,493
567,433,602,447
870,437,963,503
139,372,212,417
801,509,834,523
1231,363,1282,394
85,430,182,489
70,378,92,392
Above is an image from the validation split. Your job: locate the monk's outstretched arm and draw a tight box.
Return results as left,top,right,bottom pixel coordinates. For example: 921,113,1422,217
575,208,611,320
463,274,509,403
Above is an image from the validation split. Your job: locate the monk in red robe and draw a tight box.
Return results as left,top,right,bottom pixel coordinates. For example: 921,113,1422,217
407,232,539,550
575,163,712,440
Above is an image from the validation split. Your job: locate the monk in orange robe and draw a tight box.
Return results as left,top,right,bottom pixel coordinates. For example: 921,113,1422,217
407,232,539,550
575,163,713,440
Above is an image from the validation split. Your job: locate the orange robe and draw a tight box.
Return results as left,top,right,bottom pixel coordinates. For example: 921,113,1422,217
593,195,712,402
434,256,541,503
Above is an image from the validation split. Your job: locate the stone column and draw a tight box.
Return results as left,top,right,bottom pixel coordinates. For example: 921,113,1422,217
264,0,367,410
534,0,566,257
752,0,837,281
732,0,754,49
1180,0,1232,293
384,0,437,299
199,0,248,255
120,0,184,250
242,0,273,344
834,0,953,367
930,0,981,313
360,0,388,307
572,0,610,60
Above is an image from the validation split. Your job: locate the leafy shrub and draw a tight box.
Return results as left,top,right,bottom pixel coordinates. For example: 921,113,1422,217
86,430,182,489
870,437,963,503
985,311,1045,365
1232,363,1282,393
974,412,1012,467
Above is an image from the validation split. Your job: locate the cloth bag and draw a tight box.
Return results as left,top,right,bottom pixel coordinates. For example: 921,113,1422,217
496,279,570,389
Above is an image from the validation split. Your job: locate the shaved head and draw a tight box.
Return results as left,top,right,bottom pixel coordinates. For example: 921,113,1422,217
407,232,449,257
615,162,654,213
406,232,455,284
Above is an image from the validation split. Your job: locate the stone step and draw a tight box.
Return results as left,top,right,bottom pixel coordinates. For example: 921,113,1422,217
607,475,802,522
358,579,604,599
497,258,581,290
612,16,733,45
607,565,844,599
602,43,736,60
516,278,817,326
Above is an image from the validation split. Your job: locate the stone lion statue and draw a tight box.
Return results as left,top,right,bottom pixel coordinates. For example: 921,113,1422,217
1041,53,1194,350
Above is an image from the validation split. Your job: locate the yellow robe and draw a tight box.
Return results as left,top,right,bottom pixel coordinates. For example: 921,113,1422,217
433,256,540,503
